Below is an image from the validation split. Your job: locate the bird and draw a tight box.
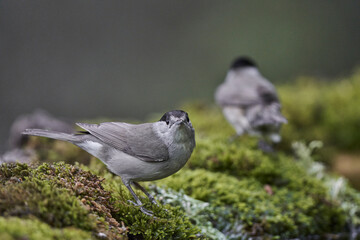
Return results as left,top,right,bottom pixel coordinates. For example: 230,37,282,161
215,57,287,151
22,110,195,216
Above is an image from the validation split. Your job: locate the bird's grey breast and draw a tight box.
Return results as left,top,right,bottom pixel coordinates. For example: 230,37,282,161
152,122,195,172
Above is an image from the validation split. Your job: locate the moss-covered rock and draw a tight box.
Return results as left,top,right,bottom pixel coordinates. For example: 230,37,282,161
153,101,360,239
278,70,360,154
1,85,360,239
0,162,202,240
0,217,93,240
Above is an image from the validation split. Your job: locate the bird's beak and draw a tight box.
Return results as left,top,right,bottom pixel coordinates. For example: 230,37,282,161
175,119,185,125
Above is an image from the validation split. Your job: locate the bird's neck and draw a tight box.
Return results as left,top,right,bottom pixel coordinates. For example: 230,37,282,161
173,125,193,143
228,67,260,80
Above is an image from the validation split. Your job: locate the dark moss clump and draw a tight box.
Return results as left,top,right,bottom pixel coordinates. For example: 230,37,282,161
0,162,202,240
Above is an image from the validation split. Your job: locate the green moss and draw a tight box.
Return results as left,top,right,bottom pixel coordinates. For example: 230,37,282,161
0,217,93,240
26,136,92,165
4,76,360,239
82,160,203,240
156,168,346,238
152,101,359,239
0,162,202,240
278,70,360,153
0,180,94,230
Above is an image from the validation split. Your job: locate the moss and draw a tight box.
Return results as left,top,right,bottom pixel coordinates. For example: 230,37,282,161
0,217,93,240
0,179,95,230
278,70,360,153
152,101,359,239
156,168,346,238
3,79,360,239
81,160,203,240
25,136,92,165
0,162,202,240
0,162,125,239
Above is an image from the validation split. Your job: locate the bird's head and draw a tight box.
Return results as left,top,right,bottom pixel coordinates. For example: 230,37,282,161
159,110,193,131
230,56,257,70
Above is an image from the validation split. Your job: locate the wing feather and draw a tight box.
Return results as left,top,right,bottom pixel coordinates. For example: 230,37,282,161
215,70,279,107
76,122,169,162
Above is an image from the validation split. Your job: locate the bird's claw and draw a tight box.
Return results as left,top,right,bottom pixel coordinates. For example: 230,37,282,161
128,200,157,217
127,200,142,207
258,140,274,153
228,134,239,143
151,199,159,206
140,206,155,217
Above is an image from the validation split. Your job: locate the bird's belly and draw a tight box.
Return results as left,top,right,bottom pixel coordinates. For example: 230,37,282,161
223,106,250,135
104,144,192,182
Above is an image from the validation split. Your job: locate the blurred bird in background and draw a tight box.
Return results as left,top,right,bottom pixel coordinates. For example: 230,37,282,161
215,57,287,151
0,109,73,164
7,109,73,150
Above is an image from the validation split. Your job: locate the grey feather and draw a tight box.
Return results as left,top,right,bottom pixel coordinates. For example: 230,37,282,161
215,68,279,107
22,129,79,142
246,103,287,129
76,122,169,162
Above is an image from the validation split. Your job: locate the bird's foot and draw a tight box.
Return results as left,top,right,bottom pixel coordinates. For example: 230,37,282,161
128,200,156,217
140,206,155,216
127,200,141,207
228,134,239,143
258,139,274,153
150,198,159,206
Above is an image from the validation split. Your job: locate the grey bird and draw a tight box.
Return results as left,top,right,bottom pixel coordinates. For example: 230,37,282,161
22,110,195,216
215,57,287,151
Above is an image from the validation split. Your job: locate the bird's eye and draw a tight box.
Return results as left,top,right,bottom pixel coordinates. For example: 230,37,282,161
166,120,169,125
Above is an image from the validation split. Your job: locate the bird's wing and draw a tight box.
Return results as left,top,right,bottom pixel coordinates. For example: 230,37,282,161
246,102,287,129
215,71,279,107
76,122,169,162
256,85,279,105
216,83,260,107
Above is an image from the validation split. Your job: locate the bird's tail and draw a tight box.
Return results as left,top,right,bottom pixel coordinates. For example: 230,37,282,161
247,103,287,127
273,113,288,125
22,129,78,142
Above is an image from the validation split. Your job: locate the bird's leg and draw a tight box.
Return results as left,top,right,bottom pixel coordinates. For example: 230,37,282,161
123,181,154,216
228,134,240,143
133,182,159,206
258,139,274,153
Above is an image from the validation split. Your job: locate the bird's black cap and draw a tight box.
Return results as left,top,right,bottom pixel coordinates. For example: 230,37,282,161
160,110,189,123
230,56,257,70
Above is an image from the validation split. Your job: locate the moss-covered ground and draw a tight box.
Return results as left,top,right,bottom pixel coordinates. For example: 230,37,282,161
1,71,360,239
278,69,360,157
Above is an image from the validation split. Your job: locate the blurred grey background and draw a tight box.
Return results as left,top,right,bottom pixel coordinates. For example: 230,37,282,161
0,1,360,151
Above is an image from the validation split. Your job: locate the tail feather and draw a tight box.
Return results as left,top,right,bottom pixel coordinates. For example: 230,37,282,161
247,103,287,128
22,129,78,142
